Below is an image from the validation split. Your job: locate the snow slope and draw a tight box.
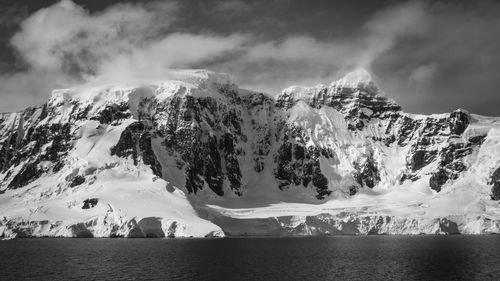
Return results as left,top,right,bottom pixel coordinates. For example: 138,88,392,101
1,69,500,238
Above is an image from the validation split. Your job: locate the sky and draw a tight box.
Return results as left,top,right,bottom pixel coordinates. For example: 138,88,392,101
0,0,499,115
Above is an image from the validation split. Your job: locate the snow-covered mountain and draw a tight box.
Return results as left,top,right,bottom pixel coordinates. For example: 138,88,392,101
1,69,500,238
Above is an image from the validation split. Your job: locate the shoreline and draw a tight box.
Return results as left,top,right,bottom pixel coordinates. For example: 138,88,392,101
3,233,500,240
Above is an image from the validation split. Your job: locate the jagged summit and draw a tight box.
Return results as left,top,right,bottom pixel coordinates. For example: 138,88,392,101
277,69,388,105
279,68,381,100
1,68,500,238
169,69,237,89
276,70,400,126
331,68,382,96
335,68,373,88
47,69,241,109
44,69,385,114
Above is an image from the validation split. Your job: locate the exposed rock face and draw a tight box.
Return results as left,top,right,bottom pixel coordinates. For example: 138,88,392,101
0,110,74,189
82,198,98,209
428,136,483,192
490,167,500,200
449,109,470,135
111,121,162,178
70,175,85,187
274,124,333,199
276,80,401,131
1,69,500,237
0,70,489,199
353,155,380,188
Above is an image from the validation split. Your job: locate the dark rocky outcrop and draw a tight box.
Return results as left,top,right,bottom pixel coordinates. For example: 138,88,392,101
349,185,359,196
438,218,460,234
82,198,98,209
137,217,165,238
353,156,380,188
150,94,245,196
274,124,333,199
490,167,500,200
449,109,470,135
428,136,485,192
429,169,449,192
410,150,438,172
90,103,130,124
69,175,85,187
1,117,73,189
68,223,94,238
111,121,162,178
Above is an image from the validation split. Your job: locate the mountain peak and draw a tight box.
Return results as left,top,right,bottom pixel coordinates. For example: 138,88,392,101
169,69,238,89
47,69,240,107
330,68,381,96
2,67,500,238
276,69,391,111
336,68,372,88
279,69,381,101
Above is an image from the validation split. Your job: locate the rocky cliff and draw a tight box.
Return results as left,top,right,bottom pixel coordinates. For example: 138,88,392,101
1,69,500,238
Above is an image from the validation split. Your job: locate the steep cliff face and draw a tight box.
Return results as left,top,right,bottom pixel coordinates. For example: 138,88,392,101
1,69,500,238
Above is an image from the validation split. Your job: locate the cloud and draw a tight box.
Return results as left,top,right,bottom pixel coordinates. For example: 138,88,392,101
213,36,360,93
10,0,178,78
0,3,28,30
0,0,250,111
205,1,428,94
0,70,71,111
2,0,500,116
0,0,182,111
93,32,248,84
372,1,500,114
406,63,438,95
211,0,258,17
1,0,429,111
359,0,427,69
409,64,437,84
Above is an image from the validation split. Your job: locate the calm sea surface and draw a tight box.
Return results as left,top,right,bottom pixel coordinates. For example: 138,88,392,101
1,236,499,281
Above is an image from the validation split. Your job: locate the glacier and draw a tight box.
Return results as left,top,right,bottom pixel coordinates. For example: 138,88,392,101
1,69,500,238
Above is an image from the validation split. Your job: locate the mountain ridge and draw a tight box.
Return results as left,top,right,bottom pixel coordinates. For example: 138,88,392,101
1,69,500,238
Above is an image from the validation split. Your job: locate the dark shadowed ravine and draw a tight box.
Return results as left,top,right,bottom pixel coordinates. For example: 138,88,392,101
1,236,499,281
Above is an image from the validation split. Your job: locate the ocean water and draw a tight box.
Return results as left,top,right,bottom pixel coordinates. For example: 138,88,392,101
1,236,499,281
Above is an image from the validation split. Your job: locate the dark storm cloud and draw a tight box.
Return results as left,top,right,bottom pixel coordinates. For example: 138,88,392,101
0,2,29,72
205,0,260,17
373,1,500,114
0,0,499,116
